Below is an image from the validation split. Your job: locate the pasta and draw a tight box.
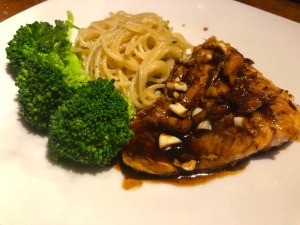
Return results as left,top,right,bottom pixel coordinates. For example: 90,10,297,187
72,11,193,109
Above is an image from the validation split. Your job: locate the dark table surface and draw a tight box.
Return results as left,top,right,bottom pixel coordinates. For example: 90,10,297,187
1,0,300,23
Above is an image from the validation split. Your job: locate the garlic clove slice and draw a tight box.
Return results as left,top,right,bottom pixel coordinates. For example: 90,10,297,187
159,133,182,149
196,119,212,130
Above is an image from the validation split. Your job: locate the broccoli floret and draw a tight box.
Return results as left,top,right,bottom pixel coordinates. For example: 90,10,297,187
15,52,89,131
6,14,135,168
6,20,71,75
48,78,134,167
6,19,90,132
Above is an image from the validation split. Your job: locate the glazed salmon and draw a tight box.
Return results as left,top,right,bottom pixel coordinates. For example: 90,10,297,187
122,37,300,176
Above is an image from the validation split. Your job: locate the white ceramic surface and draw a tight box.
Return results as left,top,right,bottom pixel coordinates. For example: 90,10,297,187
0,0,299,224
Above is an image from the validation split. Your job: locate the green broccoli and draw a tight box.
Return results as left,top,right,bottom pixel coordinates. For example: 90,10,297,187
6,14,135,168
6,19,90,132
15,52,90,131
6,20,71,75
48,78,134,167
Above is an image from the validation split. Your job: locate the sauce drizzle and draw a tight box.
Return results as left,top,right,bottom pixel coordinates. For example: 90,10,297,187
116,161,246,190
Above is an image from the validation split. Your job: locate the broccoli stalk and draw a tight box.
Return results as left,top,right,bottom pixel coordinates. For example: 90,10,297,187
48,78,134,167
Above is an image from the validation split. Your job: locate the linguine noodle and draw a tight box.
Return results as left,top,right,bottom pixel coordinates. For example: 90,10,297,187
72,11,192,109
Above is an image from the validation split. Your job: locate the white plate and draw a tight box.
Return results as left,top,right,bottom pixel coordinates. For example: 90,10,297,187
1,0,300,224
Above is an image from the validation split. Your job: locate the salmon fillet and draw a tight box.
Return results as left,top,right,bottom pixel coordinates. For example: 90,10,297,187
122,36,300,176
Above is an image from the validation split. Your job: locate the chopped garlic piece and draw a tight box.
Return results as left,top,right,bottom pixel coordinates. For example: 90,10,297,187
206,86,218,97
169,103,188,118
234,116,244,127
159,133,182,149
174,77,180,82
216,42,227,53
174,159,196,171
185,48,192,56
174,82,188,92
173,91,180,99
181,159,196,171
192,107,203,117
206,54,212,60
197,119,212,130
166,82,175,90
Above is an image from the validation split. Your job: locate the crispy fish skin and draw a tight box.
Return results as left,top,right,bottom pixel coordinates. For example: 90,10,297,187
122,36,300,176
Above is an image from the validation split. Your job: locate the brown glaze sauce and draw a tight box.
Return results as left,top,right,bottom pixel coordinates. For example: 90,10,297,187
115,160,246,190
116,143,293,190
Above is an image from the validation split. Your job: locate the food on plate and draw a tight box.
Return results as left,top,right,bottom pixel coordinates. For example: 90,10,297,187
122,36,300,176
73,11,192,109
6,17,133,167
5,11,300,178
6,19,91,132
6,20,72,76
48,78,134,167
